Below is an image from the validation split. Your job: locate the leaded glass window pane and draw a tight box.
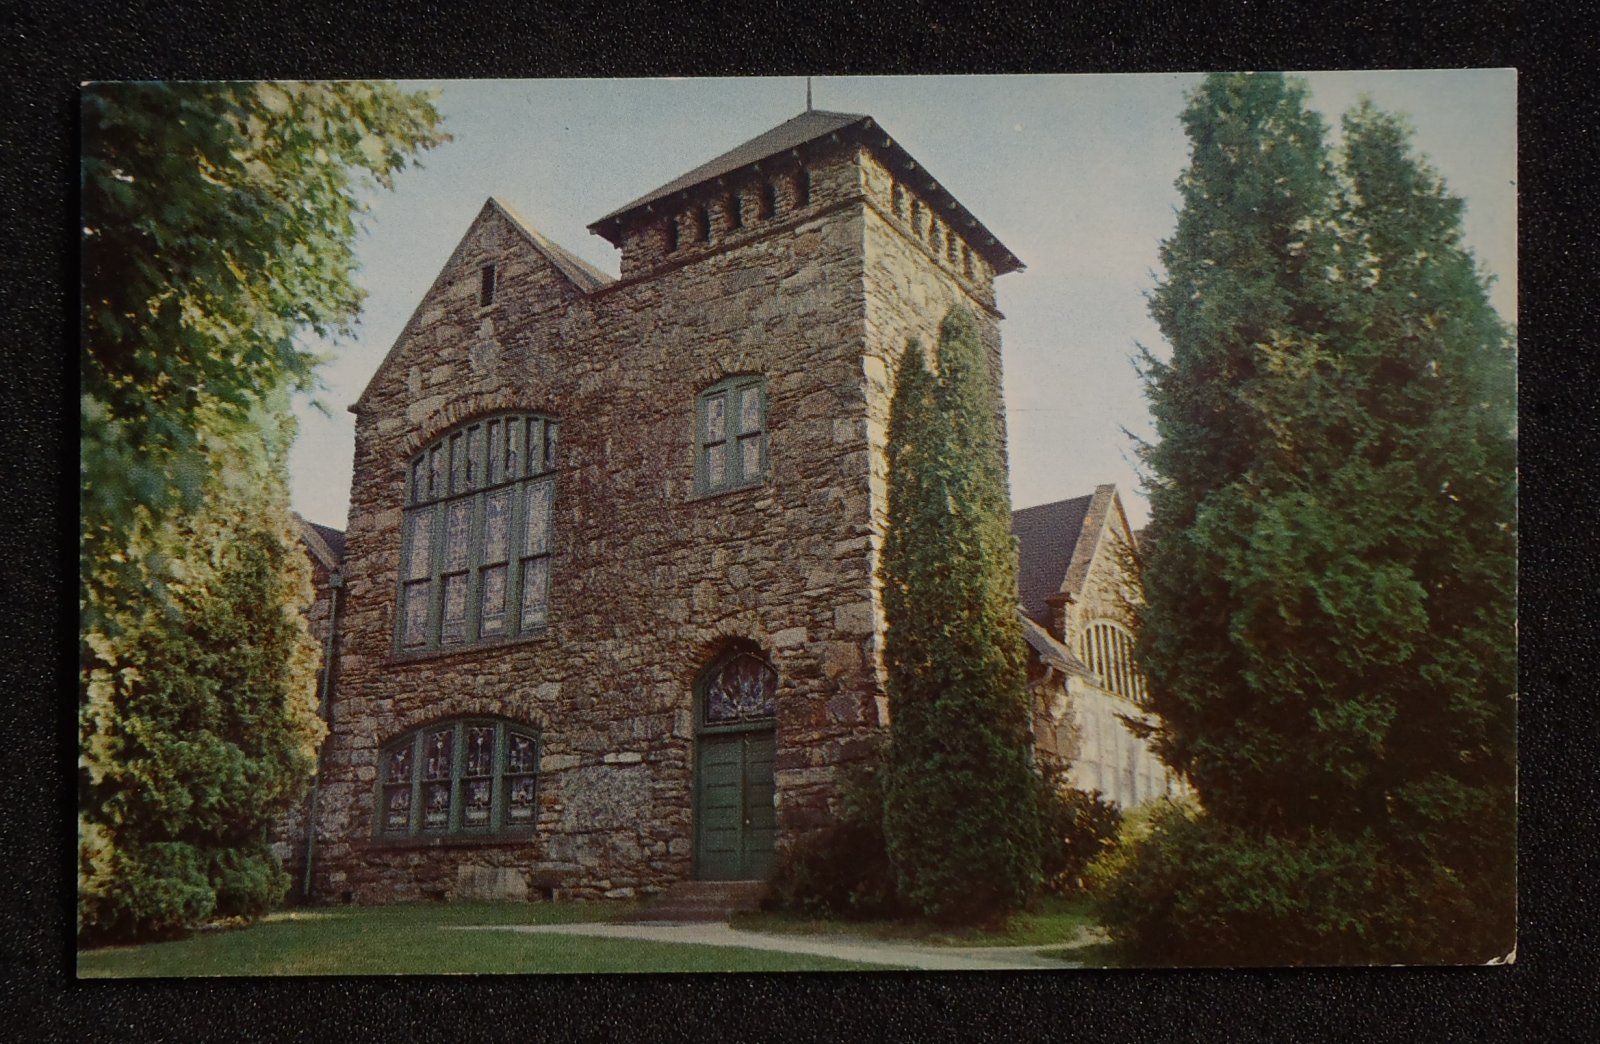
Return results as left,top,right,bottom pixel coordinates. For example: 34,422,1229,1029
704,652,778,723
429,446,445,499
441,574,468,644
520,558,549,629
527,419,544,475
465,725,495,777
382,784,412,834
487,420,503,484
544,422,558,470
467,425,484,489
450,433,466,494
706,443,727,487
704,393,726,442
507,417,523,478
444,501,472,571
381,741,415,834
738,385,762,434
508,732,537,774
402,580,431,647
461,725,495,828
421,729,454,831
479,564,507,636
404,509,434,581
483,490,510,563
506,730,538,827
508,776,536,825
739,436,761,481
524,481,553,556
411,458,425,504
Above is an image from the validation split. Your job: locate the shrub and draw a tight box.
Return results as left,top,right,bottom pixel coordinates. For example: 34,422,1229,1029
766,759,901,920
1087,799,1503,966
1035,758,1121,895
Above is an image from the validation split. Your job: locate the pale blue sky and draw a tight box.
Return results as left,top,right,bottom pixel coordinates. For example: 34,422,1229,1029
288,72,1516,531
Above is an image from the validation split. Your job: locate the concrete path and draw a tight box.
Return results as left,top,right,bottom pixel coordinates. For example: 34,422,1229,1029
454,921,1090,971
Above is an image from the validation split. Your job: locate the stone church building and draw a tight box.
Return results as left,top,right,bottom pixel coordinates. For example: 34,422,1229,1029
292,110,1171,905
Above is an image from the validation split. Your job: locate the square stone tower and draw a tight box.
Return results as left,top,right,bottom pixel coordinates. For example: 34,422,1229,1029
309,110,1022,903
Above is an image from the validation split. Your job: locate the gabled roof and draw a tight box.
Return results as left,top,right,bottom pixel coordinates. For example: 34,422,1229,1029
1011,494,1094,626
352,198,612,412
587,109,1023,275
293,514,345,572
492,197,614,293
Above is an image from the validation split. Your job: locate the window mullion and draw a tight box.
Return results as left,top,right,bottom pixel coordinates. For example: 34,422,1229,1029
449,724,465,835
493,724,508,833
409,733,424,836
468,494,483,643
428,504,445,649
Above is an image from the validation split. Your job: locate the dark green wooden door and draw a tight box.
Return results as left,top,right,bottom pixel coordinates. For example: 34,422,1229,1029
695,730,776,880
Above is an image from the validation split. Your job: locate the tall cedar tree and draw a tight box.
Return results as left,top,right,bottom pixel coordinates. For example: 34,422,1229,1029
880,309,1041,924
1134,73,1515,959
81,81,445,626
80,401,325,941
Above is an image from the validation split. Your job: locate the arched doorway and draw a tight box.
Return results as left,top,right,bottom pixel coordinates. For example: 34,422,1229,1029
693,644,778,881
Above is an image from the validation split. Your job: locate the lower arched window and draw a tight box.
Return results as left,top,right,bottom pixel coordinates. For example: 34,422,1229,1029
377,718,539,839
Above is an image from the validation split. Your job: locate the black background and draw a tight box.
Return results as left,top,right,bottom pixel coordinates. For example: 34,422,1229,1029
5,1,1595,1038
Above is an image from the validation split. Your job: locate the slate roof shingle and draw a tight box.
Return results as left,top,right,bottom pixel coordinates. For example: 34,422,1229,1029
587,109,1023,274
306,522,346,565
1010,494,1094,626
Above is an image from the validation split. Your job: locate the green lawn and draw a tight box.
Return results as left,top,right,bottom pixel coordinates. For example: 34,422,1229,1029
730,894,1103,949
77,901,885,976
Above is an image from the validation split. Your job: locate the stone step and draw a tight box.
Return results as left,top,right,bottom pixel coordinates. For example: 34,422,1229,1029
618,880,768,923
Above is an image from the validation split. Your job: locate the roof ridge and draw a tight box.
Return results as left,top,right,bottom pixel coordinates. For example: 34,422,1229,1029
490,197,615,290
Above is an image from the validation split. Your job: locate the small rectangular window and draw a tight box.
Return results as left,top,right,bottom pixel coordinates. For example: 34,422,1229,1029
480,264,497,307
696,378,767,494
759,181,777,220
727,193,743,229
696,205,711,243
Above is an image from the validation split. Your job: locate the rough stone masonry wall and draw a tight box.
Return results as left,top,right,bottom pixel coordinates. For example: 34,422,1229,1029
310,147,893,904
855,147,1006,700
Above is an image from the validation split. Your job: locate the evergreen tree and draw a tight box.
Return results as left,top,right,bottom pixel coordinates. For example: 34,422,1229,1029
880,308,1041,924
78,81,441,940
80,401,325,941
1121,73,1516,962
81,81,445,625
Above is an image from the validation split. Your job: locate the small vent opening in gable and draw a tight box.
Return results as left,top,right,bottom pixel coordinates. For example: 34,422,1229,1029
479,264,497,307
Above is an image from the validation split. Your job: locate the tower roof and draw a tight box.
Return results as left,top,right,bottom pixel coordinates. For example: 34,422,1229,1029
587,110,1023,274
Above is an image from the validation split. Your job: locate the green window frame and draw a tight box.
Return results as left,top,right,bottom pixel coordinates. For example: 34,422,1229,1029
398,413,557,653
694,376,767,495
377,717,541,839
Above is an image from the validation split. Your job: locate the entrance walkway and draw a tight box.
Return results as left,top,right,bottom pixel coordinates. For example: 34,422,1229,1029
454,921,1089,971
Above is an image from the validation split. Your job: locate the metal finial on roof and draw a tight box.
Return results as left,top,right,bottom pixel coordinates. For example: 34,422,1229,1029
806,76,813,112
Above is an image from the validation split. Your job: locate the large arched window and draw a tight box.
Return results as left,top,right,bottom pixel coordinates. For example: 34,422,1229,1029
694,376,767,495
1078,620,1148,705
399,413,557,652
377,717,540,839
